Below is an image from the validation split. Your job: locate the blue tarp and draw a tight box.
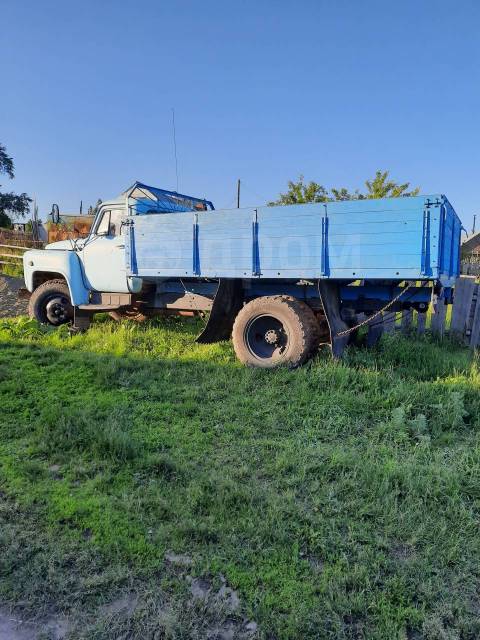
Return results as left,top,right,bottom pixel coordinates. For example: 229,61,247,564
124,182,214,215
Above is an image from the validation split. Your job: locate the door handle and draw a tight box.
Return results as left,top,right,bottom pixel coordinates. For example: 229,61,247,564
116,245,125,249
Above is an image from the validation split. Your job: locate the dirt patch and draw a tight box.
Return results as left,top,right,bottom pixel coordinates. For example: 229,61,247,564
0,611,33,640
0,276,28,318
0,608,69,640
99,593,138,617
391,542,415,564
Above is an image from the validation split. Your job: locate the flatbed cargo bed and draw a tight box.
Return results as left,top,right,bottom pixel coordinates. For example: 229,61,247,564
126,194,461,286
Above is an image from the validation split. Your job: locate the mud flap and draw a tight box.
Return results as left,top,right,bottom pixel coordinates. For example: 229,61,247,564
318,281,351,358
70,307,91,334
196,279,243,344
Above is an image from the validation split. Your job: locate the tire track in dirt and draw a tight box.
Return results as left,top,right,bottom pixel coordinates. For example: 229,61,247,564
0,276,28,318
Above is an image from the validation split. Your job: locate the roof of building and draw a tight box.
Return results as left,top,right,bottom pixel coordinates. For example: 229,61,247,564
462,231,480,253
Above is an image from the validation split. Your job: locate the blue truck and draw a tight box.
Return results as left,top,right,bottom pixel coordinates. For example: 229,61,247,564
23,182,462,367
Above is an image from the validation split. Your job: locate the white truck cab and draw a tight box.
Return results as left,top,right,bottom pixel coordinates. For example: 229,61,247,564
22,183,212,328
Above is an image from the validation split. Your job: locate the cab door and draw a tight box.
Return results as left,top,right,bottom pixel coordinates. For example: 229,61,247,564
81,207,130,293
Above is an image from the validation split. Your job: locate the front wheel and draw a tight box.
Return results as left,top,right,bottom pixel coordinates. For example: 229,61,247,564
28,279,73,326
232,295,319,368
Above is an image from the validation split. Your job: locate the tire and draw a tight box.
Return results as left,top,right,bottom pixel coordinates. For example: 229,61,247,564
28,279,73,326
232,295,319,368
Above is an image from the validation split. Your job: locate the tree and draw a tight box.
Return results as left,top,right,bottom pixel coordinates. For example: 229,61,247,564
0,143,31,226
268,176,329,205
364,170,419,199
88,199,102,216
0,211,12,228
269,170,419,205
330,187,363,201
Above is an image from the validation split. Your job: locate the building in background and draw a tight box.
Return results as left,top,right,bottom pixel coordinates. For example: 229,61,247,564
461,232,480,275
46,213,94,243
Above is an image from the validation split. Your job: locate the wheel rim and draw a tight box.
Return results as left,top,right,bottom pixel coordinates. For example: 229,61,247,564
244,314,289,361
45,295,72,325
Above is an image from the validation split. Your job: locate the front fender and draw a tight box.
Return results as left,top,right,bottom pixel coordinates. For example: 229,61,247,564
23,249,90,306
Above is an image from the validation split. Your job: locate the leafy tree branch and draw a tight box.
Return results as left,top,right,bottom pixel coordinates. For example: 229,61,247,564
0,143,32,226
269,170,419,205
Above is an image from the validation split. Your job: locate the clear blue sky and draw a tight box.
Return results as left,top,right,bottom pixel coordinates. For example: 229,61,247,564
2,0,479,229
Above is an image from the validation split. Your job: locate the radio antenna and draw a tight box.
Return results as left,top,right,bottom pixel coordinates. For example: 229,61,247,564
172,108,179,192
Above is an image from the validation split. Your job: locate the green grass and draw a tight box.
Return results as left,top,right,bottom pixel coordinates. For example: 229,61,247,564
1,315,480,639
0,262,23,278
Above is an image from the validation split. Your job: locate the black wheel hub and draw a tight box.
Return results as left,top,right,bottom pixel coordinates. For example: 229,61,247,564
264,329,279,344
245,315,289,360
45,295,71,325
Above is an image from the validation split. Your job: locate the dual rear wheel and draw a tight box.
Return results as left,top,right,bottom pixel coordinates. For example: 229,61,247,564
232,295,326,368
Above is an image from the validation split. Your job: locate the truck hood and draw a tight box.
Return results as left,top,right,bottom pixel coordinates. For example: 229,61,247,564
46,239,87,250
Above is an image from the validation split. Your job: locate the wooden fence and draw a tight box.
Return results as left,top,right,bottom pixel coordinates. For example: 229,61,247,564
373,276,480,349
0,229,44,267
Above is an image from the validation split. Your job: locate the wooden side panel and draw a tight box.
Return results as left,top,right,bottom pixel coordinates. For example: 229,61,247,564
127,195,460,282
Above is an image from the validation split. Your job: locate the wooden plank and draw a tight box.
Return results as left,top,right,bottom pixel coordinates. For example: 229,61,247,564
401,308,413,333
0,243,34,251
469,285,480,348
383,311,396,333
417,312,426,336
0,252,23,259
431,297,447,339
451,276,476,341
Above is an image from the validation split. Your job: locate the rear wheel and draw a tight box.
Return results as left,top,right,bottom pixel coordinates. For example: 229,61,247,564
28,279,73,326
232,295,319,368
108,307,150,322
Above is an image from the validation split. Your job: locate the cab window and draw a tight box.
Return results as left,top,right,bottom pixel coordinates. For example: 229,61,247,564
95,209,125,237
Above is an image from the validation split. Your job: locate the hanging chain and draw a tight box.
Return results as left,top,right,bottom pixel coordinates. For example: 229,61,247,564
335,282,416,337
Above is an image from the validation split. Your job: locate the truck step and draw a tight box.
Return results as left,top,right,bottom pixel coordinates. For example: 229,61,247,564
77,304,126,311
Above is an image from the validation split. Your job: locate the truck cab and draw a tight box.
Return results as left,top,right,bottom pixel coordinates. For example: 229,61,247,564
23,183,214,324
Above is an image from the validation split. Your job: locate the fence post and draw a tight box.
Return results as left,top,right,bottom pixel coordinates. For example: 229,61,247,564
431,297,447,338
469,284,480,348
417,312,426,336
451,276,476,343
367,315,384,346
383,311,396,334
401,308,413,333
